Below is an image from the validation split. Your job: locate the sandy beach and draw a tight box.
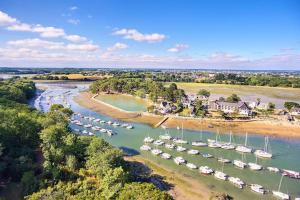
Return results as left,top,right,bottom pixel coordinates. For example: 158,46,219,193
125,155,213,200
74,92,300,139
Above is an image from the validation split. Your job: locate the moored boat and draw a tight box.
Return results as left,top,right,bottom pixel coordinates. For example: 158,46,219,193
165,143,176,149
233,160,247,169
192,141,207,147
187,149,199,155
153,140,165,146
144,137,154,143
151,149,162,155
282,169,300,179
186,163,197,169
250,184,265,194
267,166,280,173
161,152,171,159
140,145,151,151
228,177,245,189
199,166,214,174
248,162,262,171
202,153,213,158
176,146,187,152
174,156,186,165
218,158,231,163
159,134,172,140
214,171,228,180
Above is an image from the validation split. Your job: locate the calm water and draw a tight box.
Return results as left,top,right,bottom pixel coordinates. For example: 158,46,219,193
95,94,148,112
35,83,300,200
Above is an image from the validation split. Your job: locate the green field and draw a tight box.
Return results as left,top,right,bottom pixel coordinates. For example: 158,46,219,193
166,82,300,108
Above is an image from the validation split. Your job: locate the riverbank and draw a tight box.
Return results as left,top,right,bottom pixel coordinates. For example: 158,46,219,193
74,92,300,138
125,155,213,200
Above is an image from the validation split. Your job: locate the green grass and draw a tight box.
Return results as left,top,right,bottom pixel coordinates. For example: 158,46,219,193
166,82,300,102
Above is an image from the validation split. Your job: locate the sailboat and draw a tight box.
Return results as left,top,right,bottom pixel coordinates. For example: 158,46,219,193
248,156,262,171
192,127,207,147
272,175,290,200
221,131,235,150
254,136,272,158
173,123,188,144
235,133,252,153
208,130,222,148
214,162,228,181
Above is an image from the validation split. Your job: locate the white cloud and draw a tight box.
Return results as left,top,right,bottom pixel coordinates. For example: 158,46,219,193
0,11,17,26
107,42,128,51
1,10,88,42
167,44,189,53
113,28,165,43
64,35,87,42
70,6,78,11
67,19,80,25
7,38,99,52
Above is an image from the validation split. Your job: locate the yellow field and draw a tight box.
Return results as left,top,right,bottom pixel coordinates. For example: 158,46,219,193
167,82,300,102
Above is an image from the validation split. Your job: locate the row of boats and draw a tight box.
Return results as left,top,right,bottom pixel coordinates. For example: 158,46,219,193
143,135,300,180
71,112,134,129
140,143,295,200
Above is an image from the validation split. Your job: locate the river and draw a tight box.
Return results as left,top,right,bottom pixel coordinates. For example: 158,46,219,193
34,82,300,200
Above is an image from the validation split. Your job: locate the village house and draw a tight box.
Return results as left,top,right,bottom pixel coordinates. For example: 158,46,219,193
157,101,177,114
291,107,300,116
209,100,252,116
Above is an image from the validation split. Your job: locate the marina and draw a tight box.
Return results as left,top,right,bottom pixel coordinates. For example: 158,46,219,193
34,83,300,200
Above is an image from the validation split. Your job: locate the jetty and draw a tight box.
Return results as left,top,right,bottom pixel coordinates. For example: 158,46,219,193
154,116,169,128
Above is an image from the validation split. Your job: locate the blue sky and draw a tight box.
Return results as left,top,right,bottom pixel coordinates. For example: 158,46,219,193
0,0,299,69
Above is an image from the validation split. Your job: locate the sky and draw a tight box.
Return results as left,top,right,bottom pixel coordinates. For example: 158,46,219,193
0,0,299,69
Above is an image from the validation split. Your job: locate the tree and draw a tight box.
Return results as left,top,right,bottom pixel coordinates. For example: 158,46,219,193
102,167,127,200
197,89,210,98
226,94,241,103
284,102,300,111
267,102,276,111
117,182,172,200
21,171,40,196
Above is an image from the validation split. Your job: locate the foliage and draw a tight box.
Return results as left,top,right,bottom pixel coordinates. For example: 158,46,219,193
284,102,300,111
90,77,186,103
197,89,210,98
226,94,241,103
117,182,172,200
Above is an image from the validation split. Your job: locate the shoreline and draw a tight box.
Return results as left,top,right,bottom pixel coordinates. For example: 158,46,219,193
74,92,300,139
125,155,213,200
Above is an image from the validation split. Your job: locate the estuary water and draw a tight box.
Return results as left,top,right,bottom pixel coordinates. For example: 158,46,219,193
35,82,300,200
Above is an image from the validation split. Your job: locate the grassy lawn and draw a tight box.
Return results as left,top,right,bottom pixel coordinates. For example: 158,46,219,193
166,82,300,103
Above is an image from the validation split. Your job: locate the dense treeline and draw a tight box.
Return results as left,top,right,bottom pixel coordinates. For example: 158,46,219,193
199,74,300,88
0,78,172,200
90,77,186,103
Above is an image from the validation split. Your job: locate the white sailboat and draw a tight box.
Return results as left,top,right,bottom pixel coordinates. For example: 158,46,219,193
228,177,245,189
214,162,228,181
248,156,262,171
151,149,162,155
192,127,207,146
250,184,265,194
176,146,187,152
254,136,272,158
235,133,252,153
187,149,199,155
174,156,186,165
221,131,235,150
233,160,247,169
161,152,171,159
165,143,176,149
186,163,197,169
144,136,154,143
272,175,290,200
140,145,151,151
199,166,214,174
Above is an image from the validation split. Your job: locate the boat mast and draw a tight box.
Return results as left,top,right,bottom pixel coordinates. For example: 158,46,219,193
278,174,284,192
245,132,248,146
181,123,184,140
229,131,232,144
